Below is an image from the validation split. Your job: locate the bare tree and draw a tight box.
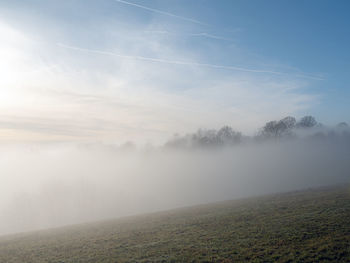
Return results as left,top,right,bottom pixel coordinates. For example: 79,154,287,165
217,126,242,145
296,116,317,128
280,116,296,129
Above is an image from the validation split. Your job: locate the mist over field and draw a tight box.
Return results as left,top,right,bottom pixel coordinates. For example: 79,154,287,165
1,120,350,235
1,4,350,254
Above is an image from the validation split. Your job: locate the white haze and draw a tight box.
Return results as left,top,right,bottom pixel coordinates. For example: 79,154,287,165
0,140,349,236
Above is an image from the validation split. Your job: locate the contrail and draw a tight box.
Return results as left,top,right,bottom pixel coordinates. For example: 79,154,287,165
57,43,323,80
144,30,234,42
114,0,206,25
189,32,233,42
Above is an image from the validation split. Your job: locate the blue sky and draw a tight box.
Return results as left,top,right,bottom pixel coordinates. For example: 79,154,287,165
0,0,349,143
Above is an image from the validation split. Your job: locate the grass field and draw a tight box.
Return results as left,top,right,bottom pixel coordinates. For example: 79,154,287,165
0,185,349,262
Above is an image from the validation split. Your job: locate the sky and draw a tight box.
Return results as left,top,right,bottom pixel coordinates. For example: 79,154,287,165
0,0,349,144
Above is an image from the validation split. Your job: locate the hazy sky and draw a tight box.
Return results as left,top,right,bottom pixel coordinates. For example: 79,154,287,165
1,0,349,143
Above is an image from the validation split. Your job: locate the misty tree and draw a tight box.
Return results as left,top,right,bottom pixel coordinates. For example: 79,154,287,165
192,129,220,148
280,116,296,129
296,116,317,128
166,115,349,148
260,116,296,139
337,122,349,129
260,121,284,138
334,122,350,140
165,134,188,148
120,141,136,151
165,126,242,149
217,126,242,145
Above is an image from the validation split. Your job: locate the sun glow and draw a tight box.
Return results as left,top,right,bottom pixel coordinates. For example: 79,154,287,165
0,22,32,107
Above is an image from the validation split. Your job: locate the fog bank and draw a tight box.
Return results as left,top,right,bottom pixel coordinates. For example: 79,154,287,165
1,139,349,236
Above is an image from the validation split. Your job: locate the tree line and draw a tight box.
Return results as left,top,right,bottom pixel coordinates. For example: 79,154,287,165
165,116,350,149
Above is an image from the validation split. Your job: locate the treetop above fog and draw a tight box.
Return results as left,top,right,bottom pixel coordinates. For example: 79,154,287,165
165,116,350,149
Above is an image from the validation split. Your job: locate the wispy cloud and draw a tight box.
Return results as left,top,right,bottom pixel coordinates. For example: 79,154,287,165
114,0,206,25
189,32,233,41
144,30,234,42
57,43,323,80
0,13,322,144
